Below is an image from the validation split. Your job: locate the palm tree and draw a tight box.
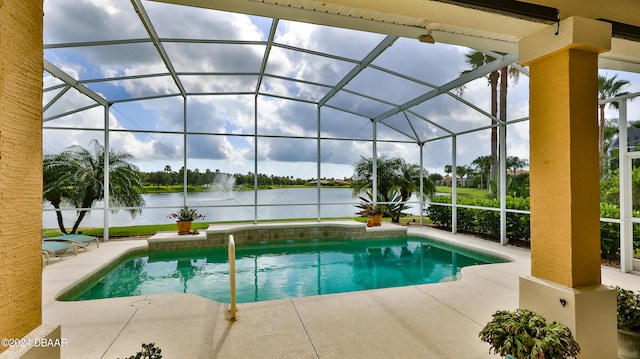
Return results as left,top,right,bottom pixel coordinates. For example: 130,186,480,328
43,153,76,234
506,156,529,174
460,52,500,192
444,164,453,177
352,156,436,222
164,165,173,187
43,139,145,234
598,74,630,166
397,161,436,202
471,155,491,189
457,165,473,187
352,155,403,202
461,52,520,194
499,58,520,155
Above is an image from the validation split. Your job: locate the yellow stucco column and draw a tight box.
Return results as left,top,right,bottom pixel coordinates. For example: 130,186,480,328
0,1,61,358
518,16,617,359
522,16,610,288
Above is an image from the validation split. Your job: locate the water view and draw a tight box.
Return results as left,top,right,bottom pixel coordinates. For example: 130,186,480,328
42,188,423,229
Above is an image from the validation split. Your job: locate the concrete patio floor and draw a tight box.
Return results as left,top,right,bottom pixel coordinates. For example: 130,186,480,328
39,225,640,359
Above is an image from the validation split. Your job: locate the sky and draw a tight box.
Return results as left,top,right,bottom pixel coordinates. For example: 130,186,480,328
42,0,640,181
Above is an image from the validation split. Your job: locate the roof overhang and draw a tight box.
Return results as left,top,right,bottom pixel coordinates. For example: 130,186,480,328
151,0,640,73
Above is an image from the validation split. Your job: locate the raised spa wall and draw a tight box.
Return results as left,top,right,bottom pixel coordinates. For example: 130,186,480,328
148,221,408,250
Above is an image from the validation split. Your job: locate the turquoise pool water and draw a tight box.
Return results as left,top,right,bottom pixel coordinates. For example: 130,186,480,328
61,237,505,303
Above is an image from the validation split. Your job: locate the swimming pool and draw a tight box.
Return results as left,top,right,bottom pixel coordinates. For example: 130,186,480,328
60,237,506,303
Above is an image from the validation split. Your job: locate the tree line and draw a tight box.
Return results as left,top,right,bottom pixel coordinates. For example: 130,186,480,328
442,155,530,197
141,167,346,188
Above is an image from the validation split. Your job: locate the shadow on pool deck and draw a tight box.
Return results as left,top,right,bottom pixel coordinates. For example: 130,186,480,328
41,225,640,359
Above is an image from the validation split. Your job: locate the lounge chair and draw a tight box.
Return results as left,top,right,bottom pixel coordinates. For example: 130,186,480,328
42,240,78,266
43,233,99,248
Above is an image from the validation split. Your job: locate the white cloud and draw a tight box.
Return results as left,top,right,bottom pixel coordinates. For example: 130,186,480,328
41,0,552,179
145,1,266,41
44,0,148,43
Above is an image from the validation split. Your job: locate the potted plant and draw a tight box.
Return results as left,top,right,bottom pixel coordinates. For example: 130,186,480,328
479,308,580,359
360,203,387,226
167,206,206,235
617,286,640,359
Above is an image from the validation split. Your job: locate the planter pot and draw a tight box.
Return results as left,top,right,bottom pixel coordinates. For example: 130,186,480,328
176,220,192,235
619,329,640,359
371,214,382,226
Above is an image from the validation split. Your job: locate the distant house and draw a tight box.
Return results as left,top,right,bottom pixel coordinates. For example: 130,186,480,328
333,179,351,186
507,169,529,176
306,179,351,186
608,127,640,151
440,176,453,186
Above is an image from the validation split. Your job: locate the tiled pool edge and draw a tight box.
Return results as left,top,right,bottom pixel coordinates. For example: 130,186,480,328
148,220,408,250
52,224,513,302
58,226,510,304
409,231,515,263
51,245,148,301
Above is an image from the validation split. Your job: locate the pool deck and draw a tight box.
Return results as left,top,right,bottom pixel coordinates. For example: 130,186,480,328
40,223,640,359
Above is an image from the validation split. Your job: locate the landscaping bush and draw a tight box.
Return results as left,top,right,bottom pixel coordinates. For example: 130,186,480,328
425,197,452,229
426,196,527,241
505,197,530,241
425,196,625,254
601,203,622,259
426,194,635,259
599,203,640,259
457,206,478,232
506,212,530,241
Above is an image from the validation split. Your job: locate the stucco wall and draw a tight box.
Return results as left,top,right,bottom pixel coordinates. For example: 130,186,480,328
0,0,44,350
529,48,602,288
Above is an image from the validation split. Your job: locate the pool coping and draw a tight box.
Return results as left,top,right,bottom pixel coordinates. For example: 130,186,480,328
55,226,511,302
49,221,510,305
52,245,148,301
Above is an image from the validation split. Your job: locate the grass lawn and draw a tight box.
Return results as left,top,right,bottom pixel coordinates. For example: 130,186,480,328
436,186,488,198
143,185,209,193
43,215,431,238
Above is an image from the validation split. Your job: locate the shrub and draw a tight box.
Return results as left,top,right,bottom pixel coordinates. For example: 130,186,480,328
426,196,528,241
617,287,640,332
119,343,162,359
426,195,635,258
425,196,452,229
457,206,477,232
479,309,580,359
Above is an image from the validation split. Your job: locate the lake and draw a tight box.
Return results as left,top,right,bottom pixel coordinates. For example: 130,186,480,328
42,188,423,229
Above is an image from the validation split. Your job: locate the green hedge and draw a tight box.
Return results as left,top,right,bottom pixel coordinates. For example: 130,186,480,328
426,196,530,241
599,203,640,259
425,196,637,259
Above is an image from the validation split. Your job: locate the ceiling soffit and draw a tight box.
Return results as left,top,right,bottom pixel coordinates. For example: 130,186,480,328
151,0,540,54
151,0,640,72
